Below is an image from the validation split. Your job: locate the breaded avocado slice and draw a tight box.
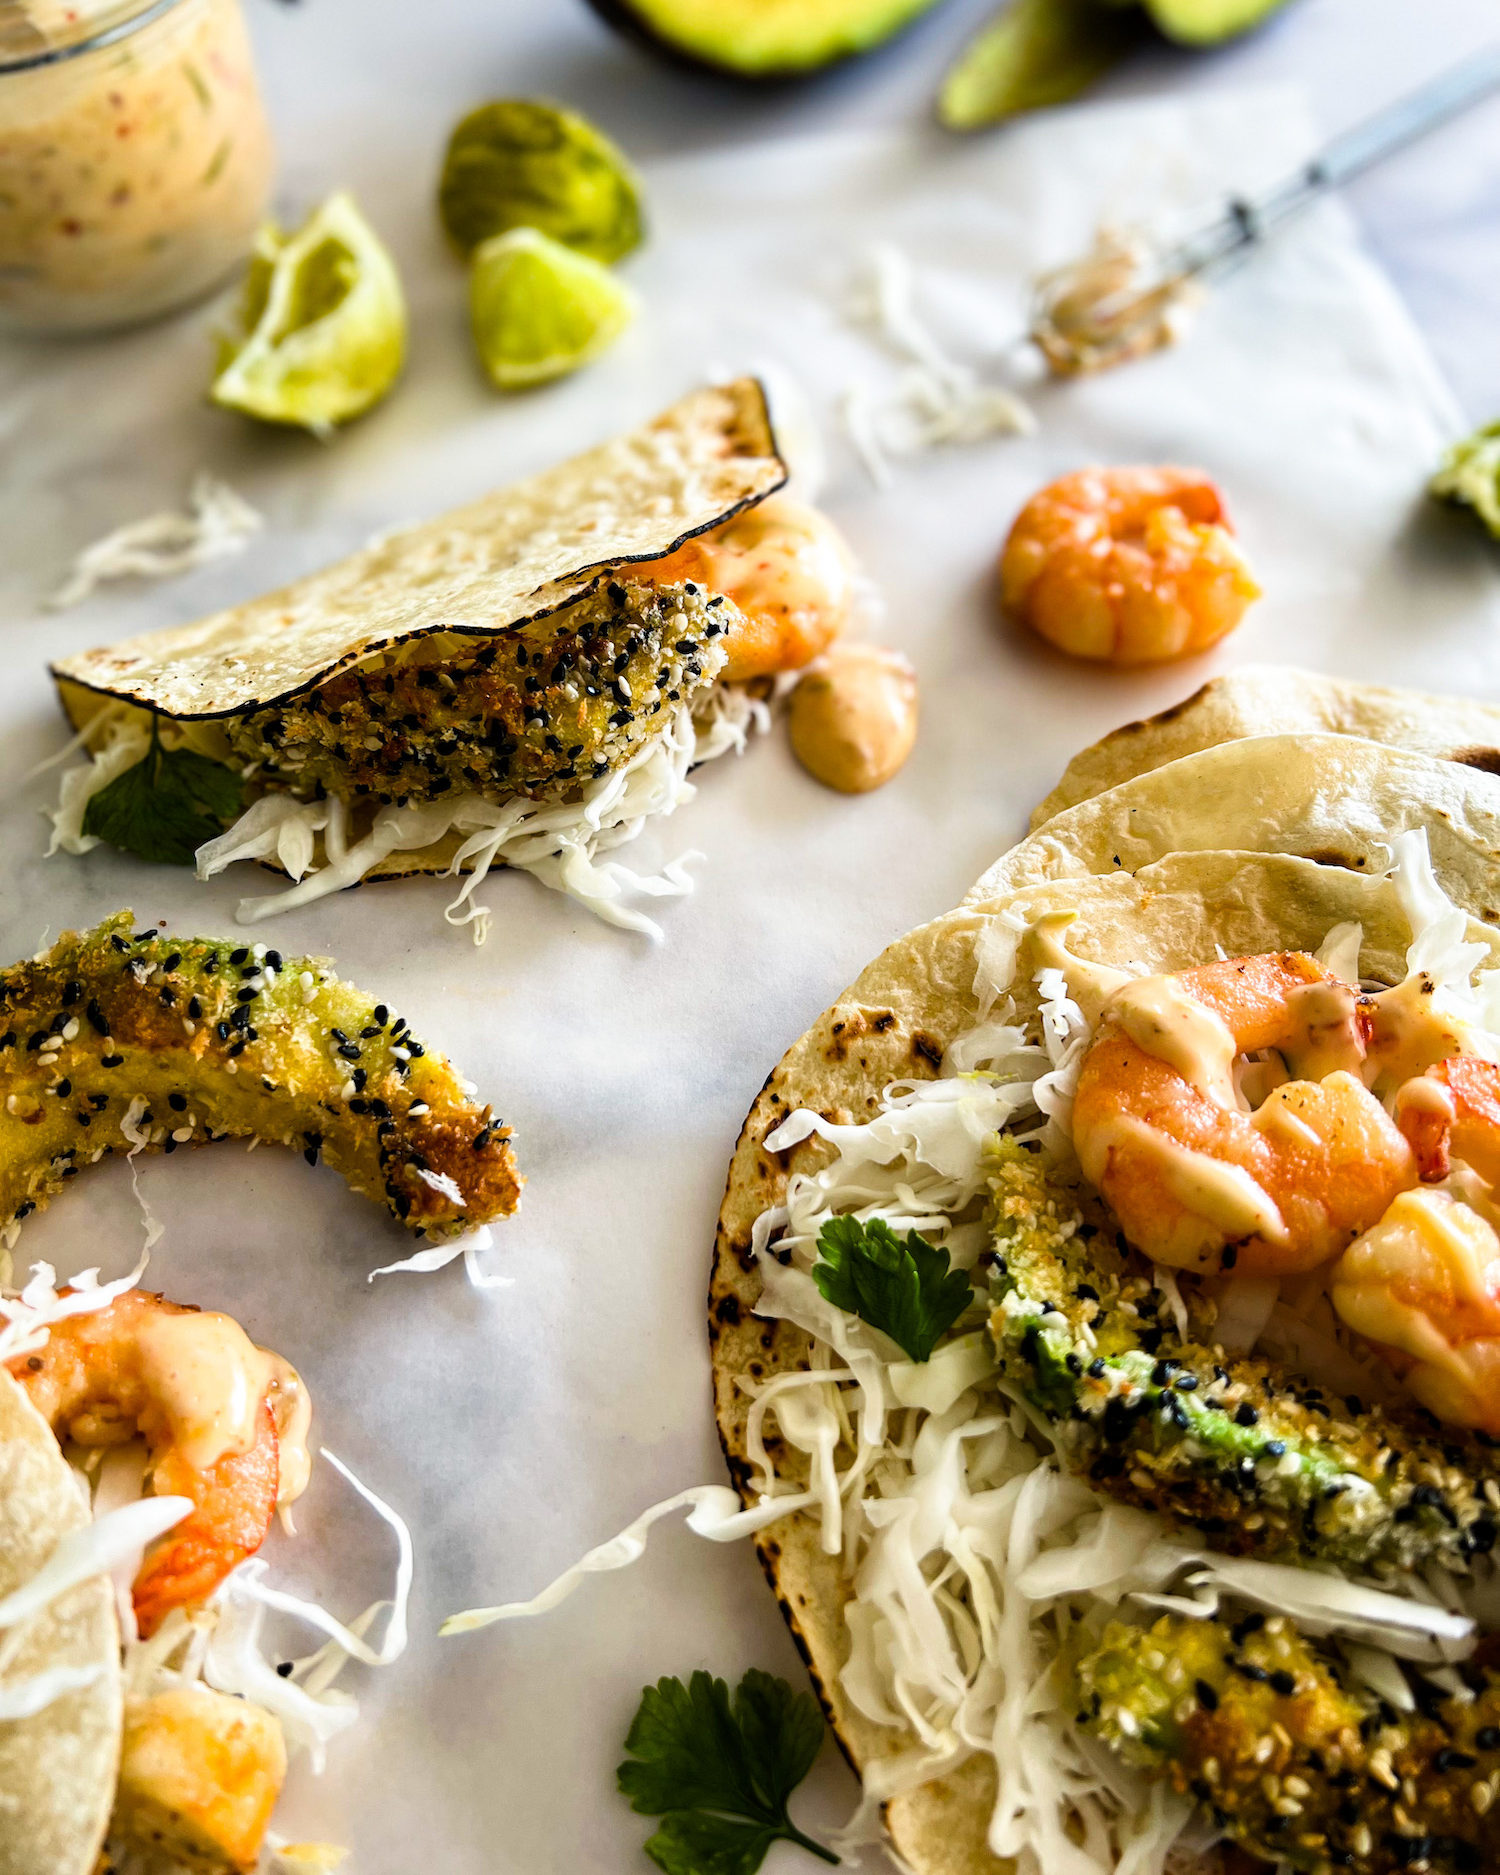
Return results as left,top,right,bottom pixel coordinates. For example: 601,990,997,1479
0,912,519,1244
1077,1610,1499,1873
985,1140,1500,1576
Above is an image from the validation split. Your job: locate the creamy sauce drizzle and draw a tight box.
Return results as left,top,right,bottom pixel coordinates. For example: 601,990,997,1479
136,1310,310,1506
1103,974,1237,1106
1079,1112,1287,1247
1030,914,1135,1025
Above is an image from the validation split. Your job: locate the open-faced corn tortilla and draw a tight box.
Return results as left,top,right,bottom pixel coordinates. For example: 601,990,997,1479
0,1368,122,1875
1030,667,1500,831
966,732,1500,921
710,851,1500,1875
51,378,785,721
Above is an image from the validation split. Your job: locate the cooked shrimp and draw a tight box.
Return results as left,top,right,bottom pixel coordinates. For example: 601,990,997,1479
1000,466,1260,666
1072,953,1416,1277
1332,1186,1500,1434
8,1290,306,1636
1397,1056,1500,1187
630,493,854,681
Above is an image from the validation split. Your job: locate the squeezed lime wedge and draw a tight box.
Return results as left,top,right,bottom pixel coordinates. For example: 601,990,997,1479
468,227,637,391
211,192,407,432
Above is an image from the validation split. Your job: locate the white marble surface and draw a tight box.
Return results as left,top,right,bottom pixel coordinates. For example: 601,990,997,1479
4,6,1500,1875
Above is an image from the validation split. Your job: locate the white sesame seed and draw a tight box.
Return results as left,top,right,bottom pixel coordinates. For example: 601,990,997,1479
61,1018,79,1041
4,1095,18,1115
1352,1826,1372,1858
171,1127,193,1143
340,1080,356,1101
407,1102,429,1117
391,1046,410,1061
183,1019,196,1036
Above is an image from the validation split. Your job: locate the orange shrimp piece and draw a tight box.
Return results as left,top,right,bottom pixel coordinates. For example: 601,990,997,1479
1397,1056,1500,1188
8,1290,288,1637
1332,1187,1500,1434
630,493,854,682
999,466,1260,666
1072,953,1417,1277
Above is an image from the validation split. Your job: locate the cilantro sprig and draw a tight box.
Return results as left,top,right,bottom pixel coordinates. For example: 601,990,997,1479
618,1669,838,1874
811,1215,973,1363
82,717,243,866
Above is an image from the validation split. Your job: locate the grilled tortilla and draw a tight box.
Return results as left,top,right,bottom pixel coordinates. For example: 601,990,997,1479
0,1368,121,1875
710,851,1500,1875
1030,666,1500,831
50,379,788,886
966,731,1500,922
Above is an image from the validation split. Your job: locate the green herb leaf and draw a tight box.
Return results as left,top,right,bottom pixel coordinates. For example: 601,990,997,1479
811,1215,973,1363
82,722,243,867
618,1669,836,1875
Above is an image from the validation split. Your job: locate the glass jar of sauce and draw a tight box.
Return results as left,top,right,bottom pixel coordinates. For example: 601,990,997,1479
0,0,274,335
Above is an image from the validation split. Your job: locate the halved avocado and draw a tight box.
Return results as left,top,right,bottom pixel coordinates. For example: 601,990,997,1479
586,0,950,79
1143,0,1292,45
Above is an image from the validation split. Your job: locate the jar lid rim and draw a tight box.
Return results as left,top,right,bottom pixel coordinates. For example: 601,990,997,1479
0,0,188,74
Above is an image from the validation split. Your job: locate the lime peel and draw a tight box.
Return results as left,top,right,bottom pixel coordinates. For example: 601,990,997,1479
211,191,407,433
439,99,644,264
468,227,637,391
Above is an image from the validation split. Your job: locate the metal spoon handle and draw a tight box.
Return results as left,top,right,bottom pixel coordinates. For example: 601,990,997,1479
1171,45,1500,280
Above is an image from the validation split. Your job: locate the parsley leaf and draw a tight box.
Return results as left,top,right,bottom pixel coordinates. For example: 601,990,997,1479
82,719,243,867
810,1215,973,1363
618,1669,837,1874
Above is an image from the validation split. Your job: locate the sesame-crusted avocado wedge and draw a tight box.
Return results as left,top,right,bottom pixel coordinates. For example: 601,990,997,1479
0,912,518,1243
985,1141,1500,1576
1076,1610,1499,1874
222,578,733,809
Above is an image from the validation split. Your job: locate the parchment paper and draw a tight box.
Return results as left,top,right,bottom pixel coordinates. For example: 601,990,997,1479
1,87,1497,1872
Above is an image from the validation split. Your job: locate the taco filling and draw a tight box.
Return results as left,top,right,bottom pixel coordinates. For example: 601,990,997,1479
446,831,1500,1875
44,380,853,940
0,1261,408,1874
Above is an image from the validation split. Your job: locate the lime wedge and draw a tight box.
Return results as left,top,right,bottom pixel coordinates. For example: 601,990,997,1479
211,192,407,432
439,99,644,264
468,227,637,391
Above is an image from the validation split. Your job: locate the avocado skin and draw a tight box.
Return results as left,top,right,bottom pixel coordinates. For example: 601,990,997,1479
584,0,950,81
1143,0,1293,46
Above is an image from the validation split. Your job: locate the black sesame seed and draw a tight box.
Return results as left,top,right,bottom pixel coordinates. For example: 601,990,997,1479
188,997,202,1019
264,951,282,970
1234,1402,1259,1427
229,947,249,965
337,1043,361,1062
1194,1679,1218,1711
1268,1670,1296,1696
54,1078,71,1097
100,1054,122,1068
61,979,82,1006
168,1093,187,1112
373,1005,389,1026
236,986,257,1004
89,1093,108,1111
162,952,181,973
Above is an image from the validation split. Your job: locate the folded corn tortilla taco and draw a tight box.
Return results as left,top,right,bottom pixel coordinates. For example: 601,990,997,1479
967,731,1500,922
0,1367,121,1875
47,379,851,938
1030,665,1500,831
0,1268,408,1873
711,840,1500,1875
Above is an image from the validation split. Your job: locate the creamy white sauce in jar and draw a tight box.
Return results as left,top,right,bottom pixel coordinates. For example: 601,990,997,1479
0,0,273,333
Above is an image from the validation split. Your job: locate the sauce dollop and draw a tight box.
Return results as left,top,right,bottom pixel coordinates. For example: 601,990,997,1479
788,644,918,795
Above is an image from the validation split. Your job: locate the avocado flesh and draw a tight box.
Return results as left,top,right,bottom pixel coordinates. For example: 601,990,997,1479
984,1140,1500,1575
0,912,519,1244
1143,0,1292,46
587,0,948,78
1078,1611,1500,1873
